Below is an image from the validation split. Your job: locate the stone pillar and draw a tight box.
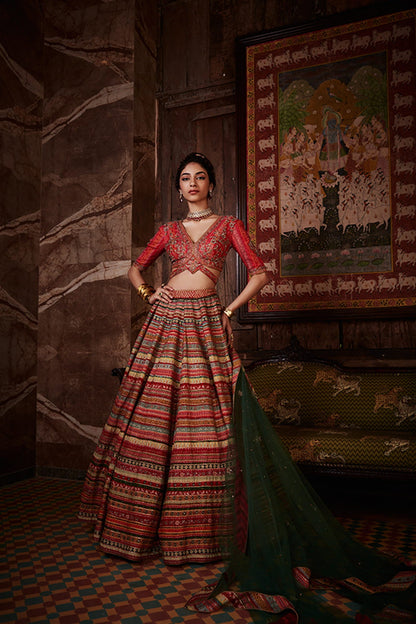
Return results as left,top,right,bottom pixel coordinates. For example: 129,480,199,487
37,0,135,476
0,0,43,484
131,0,158,341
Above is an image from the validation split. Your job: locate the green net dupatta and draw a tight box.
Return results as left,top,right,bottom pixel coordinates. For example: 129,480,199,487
187,369,416,624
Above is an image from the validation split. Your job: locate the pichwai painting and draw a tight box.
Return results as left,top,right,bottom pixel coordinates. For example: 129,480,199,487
238,7,416,320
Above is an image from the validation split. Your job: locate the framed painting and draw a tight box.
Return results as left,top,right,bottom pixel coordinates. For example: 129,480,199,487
236,4,416,321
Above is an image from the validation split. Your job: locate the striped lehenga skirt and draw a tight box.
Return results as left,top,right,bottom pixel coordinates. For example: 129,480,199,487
79,289,241,564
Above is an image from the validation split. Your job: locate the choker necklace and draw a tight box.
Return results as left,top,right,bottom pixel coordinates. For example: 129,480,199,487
185,208,213,221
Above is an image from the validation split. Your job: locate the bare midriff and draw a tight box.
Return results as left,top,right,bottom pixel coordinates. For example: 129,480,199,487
166,269,220,291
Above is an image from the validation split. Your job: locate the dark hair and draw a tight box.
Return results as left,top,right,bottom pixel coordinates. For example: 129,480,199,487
175,152,216,191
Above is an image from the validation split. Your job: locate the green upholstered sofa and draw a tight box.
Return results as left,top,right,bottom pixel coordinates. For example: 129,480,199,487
246,338,416,479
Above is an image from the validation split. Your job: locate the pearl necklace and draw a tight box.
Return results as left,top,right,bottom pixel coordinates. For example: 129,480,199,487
185,208,213,221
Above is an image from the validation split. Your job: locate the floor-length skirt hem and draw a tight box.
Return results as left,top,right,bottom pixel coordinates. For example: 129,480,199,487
79,289,241,564
84,527,226,565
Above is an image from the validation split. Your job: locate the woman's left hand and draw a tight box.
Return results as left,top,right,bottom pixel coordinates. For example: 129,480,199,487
222,312,234,347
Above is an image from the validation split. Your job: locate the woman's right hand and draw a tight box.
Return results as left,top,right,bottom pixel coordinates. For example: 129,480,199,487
148,283,174,305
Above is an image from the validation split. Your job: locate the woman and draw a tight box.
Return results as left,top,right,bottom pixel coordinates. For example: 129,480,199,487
79,152,269,565
80,153,415,623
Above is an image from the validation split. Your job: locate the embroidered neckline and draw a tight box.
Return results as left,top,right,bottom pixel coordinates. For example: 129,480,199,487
180,216,221,244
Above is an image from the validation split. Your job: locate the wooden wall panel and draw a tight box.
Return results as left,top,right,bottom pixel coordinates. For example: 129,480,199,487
343,320,416,351
258,321,341,353
161,0,210,93
208,0,325,85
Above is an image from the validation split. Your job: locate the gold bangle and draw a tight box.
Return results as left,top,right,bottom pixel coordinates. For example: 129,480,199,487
137,283,156,302
223,308,234,319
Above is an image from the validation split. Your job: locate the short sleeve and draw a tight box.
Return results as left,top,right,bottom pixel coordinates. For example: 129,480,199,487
229,219,267,277
134,224,168,270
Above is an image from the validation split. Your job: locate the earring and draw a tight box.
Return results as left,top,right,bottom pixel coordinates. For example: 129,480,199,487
179,190,183,202
208,189,213,199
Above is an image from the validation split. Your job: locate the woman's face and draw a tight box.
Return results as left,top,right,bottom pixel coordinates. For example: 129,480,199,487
179,162,213,203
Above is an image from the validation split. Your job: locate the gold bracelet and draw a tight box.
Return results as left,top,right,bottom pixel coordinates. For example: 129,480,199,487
223,308,234,319
137,283,156,302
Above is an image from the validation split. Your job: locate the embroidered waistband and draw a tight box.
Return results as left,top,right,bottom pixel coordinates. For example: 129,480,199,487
171,288,217,299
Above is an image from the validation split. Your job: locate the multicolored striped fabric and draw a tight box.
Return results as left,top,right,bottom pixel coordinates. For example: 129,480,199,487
79,289,241,564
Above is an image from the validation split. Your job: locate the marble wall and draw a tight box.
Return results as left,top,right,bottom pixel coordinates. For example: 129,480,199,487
0,0,42,484
132,0,158,341
0,0,158,483
37,0,136,477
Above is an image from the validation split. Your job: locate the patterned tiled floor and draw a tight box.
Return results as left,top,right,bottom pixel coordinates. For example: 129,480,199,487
1,478,415,624
0,479,252,624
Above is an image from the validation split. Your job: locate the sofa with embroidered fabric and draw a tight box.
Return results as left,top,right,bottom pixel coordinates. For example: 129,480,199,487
246,338,416,479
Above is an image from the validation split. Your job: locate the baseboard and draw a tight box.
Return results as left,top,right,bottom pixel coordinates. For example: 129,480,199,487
306,472,415,515
36,466,87,481
0,467,36,487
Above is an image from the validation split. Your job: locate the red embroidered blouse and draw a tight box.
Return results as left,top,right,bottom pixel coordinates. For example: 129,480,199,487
134,215,266,285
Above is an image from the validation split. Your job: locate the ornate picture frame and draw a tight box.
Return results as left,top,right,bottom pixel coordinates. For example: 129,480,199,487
236,5,416,321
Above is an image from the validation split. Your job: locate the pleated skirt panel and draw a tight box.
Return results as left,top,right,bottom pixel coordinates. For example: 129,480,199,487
79,289,241,564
